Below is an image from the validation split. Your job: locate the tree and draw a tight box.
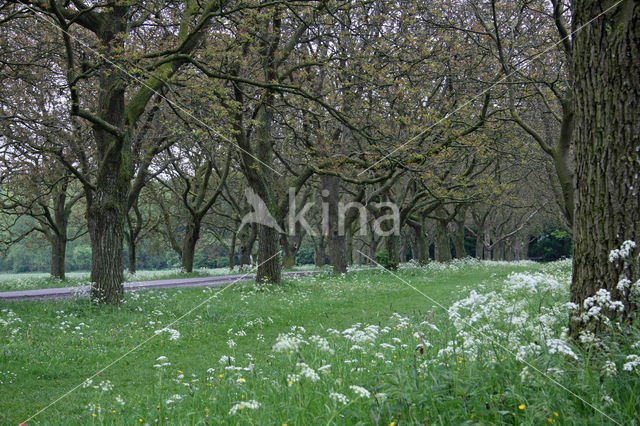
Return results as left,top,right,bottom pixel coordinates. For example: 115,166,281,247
570,0,640,335
3,0,226,303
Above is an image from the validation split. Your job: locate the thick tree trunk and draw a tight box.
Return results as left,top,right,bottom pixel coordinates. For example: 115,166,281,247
314,235,326,267
452,221,466,259
87,13,129,305
181,218,201,273
50,233,66,280
570,0,640,335
385,234,400,269
88,198,126,304
321,175,347,273
410,224,429,265
434,219,452,262
257,224,281,283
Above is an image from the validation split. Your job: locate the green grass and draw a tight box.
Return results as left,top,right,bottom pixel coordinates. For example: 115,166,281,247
1,259,638,425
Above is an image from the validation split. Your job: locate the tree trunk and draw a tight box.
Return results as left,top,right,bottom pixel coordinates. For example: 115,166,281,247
345,225,353,265
452,221,466,259
50,233,66,280
240,224,257,268
126,235,136,275
281,235,296,269
570,0,640,335
410,224,429,265
434,219,452,262
314,235,326,267
399,237,407,263
229,232,237,270
87,12,129,305
50,186,69,280
181,218,201,273
88,199,126,304
483,228,492,260
257,224,281,283
321,175,347,273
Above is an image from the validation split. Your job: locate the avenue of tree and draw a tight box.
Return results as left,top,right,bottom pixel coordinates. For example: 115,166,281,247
0,0,638,337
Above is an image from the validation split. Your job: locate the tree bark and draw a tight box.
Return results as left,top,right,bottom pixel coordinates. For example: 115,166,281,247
281,235,297,269
570,0,640,335
50,233,67,280
452,221,466,259
240,224,257,268
314,235,327,267
434,219,452,262
228,232,237,270
126,236,136,275
321,175,347,273
181,218,201,273
87,102,129,303
257,224,281,283
410,223,429,265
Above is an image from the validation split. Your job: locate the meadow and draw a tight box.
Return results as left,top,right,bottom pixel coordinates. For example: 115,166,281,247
1,259,639,425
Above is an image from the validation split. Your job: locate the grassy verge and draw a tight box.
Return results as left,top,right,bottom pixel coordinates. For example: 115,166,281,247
0,264,334,292
1,259,638,425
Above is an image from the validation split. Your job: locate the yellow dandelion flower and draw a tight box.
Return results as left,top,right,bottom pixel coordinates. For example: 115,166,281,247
554,412,559,417
518,404,526,410
92,413,97,418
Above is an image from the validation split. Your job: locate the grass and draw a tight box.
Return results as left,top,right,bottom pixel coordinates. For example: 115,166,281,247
1,259,639,425
0,264,334,292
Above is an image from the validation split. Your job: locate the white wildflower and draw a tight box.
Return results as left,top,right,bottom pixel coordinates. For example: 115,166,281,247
219,355,235,364
310,335,334,353
547,338,578,360
349,385,371,399
272,333,306,353
297,363,320,382
329,392,349,405
228,400,260,415
603,360,617,377
623,354,640,371
154,327,180,341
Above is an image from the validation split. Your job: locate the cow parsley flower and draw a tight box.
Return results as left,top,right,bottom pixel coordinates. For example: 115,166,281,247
603,360,618,377
228,400,260,415
623,354,640,371
297,363,320,382
547,338,578,360
329,392,349,405
349,385,371,399
272,333,306,353
154,327,180,341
